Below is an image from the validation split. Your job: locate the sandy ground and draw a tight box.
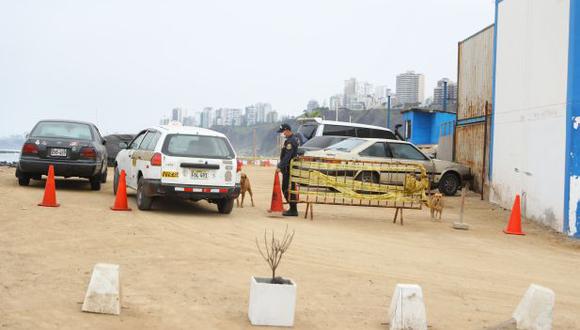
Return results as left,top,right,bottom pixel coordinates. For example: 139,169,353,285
0,165,579,330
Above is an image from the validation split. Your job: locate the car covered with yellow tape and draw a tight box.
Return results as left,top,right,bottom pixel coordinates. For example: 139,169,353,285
304,138,472,196
114,123,241,213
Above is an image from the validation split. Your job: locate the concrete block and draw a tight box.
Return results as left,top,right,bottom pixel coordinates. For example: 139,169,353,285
512,284,555,330
82,263,121,315
388,284,427,330
248,276,296,327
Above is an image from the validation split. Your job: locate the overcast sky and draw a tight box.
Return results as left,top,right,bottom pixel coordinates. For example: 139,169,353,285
0,0,494,136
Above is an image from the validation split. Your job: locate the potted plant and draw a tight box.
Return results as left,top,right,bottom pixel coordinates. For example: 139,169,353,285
248,226,296,327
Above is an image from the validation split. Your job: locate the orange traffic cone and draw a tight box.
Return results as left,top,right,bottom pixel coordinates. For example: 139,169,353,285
504,194,525,235
111,170,131,211
38,165,60,207
268,171,284,213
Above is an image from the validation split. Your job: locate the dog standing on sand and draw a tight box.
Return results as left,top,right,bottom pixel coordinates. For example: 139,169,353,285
429,193,444,220
236,172,254,208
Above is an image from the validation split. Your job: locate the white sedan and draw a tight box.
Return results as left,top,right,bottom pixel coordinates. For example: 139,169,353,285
304,138,472,196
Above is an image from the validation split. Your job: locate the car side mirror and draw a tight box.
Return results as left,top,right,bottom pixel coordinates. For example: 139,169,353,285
119,142,128,149
25,133,29,139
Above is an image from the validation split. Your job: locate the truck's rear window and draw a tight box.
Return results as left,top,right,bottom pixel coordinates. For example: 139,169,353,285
162,134,235,159
31,122,93,140
298,124,319,139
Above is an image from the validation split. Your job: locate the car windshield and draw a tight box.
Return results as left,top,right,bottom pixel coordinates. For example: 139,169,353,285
162,134,235,159
30,122,93,140
326,138,366,152
302,136,346,149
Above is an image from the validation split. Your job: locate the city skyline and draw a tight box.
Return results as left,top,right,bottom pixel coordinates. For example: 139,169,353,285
0,1,494,136
160,103,280,129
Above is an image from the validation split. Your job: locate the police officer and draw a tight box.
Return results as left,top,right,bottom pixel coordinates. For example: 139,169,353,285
276,123,300,216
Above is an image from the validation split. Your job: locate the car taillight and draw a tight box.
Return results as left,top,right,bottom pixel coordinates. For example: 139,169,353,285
21,143,39,155
236,159,243,172
80,147,97,159
150,152,162,166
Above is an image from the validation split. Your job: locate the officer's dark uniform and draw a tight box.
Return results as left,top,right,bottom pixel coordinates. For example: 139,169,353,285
277,124,300,216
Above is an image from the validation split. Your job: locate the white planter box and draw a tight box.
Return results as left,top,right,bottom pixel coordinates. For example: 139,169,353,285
248,276,297,327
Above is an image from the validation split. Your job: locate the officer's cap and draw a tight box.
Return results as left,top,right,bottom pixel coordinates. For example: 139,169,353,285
277,123,292,133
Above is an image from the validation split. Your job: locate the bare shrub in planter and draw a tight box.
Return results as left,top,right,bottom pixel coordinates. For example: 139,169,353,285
249,226,297,326
255,225,295,284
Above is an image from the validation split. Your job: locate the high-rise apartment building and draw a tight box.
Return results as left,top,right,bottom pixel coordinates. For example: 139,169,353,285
171,108,183,123
343,78,374,110
245,105,257,126
396,71,425,105
255,103,272,123
329,94,344,111
266,110,278,123
432,78,457,111
200,107,213,128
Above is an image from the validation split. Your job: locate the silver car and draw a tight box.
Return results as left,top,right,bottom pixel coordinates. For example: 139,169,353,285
304,138,472,196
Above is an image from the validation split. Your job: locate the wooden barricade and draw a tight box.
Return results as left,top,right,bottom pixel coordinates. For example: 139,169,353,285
289,156,430,224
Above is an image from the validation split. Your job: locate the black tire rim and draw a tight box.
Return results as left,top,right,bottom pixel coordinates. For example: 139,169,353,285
442,176,458,193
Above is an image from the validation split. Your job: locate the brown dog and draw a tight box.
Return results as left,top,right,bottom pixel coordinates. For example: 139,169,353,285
236,172,254,208
429,193,443,220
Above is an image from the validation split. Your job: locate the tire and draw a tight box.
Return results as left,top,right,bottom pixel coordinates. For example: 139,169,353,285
113,168,119,195
355,171,380,184
90,175,101,191
217,198,234,214
438,173,460,196
18,174,30,186
100,166,108,183
137,176,153,210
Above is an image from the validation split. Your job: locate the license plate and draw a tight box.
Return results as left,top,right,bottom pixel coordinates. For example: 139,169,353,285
191,170,209,180
50,148,67,157
162,171,179,178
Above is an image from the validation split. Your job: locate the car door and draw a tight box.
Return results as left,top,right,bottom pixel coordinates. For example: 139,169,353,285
355,141,393,183
133,130,161,183
387,142,436,185
121,130,147,188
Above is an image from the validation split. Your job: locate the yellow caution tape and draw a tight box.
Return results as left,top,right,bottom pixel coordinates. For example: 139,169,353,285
289,157,430,206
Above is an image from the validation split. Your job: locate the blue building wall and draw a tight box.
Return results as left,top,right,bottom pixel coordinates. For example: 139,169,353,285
402,110,456,145
566,0,580,236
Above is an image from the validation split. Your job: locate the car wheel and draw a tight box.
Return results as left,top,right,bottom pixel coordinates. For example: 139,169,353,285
18,174,30,186
438,173,460,196
355,171,380,184
90,175,102,191
113,168,119,195
101,166,108,183
137,177,153,210
217,198,234,214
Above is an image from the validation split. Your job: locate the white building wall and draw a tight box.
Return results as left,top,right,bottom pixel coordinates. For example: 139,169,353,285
492,0,570,231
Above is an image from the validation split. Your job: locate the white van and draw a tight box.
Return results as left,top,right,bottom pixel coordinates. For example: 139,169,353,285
114,124,240,213
297,118,398,141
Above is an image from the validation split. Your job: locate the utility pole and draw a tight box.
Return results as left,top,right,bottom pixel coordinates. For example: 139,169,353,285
252,128,257,159
386,95,392,129
443,80,448,112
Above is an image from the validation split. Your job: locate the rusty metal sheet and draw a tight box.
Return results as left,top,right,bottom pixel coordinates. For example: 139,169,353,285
457,25,494,120
454,122,490,195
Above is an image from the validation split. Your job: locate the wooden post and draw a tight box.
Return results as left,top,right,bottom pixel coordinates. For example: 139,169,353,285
452,186,470,230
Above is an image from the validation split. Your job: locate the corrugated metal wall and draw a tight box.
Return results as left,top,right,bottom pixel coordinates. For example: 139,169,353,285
455,25,494,197
457,25,494,120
